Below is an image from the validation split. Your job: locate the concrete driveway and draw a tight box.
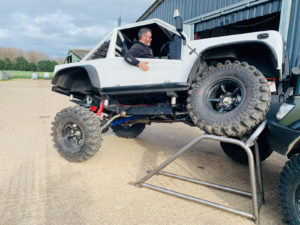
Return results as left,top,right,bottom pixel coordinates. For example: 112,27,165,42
0,79,286,225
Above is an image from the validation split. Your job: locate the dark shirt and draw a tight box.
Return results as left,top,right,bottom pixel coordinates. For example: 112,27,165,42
124,41,154,66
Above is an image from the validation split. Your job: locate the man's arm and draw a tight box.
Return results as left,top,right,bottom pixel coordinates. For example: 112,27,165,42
124,46,140,66
124,45,150,71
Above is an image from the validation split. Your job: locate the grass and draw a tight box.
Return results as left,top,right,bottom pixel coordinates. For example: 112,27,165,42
0,70,54,79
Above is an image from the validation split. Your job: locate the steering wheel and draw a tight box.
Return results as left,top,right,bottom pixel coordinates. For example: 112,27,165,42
158,41,172,58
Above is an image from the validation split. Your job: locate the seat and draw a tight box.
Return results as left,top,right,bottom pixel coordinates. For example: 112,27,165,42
168,37,182,59
121,39,132,56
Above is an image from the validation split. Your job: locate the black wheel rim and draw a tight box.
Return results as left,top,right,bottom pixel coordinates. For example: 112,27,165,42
295,182,300,220
61,122,84,149
207,79,244,113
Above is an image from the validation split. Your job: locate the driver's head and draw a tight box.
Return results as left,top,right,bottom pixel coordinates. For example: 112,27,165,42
138,28,152,46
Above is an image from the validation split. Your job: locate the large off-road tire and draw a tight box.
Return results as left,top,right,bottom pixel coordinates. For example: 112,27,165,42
187,61,271,137
112,123,146,138
51,106,102,162
220,129,273,165
278,155,300,225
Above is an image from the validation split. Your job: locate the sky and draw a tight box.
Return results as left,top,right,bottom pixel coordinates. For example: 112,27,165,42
0,0,156,59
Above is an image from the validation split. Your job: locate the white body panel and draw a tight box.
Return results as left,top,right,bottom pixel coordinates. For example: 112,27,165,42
189,30,284,70
103,58,185,87
54,18,284,89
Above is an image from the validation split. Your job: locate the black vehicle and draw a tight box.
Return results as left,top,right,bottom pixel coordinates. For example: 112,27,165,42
220,56,300,225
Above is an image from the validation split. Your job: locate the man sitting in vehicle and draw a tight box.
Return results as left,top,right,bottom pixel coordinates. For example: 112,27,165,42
124,28,154,71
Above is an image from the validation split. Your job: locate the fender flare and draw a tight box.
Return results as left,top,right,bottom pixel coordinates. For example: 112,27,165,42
187,41,280,84
52,65,100,88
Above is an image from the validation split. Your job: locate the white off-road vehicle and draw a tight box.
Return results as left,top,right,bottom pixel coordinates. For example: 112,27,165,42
51,13,285,162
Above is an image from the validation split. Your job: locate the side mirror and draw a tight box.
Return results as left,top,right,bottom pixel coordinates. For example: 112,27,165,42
174,9,183,33
173,9,186,45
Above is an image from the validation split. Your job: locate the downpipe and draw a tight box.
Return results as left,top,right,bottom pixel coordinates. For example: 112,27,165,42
101,114,122,131
101,115,190,132
100,114,142,132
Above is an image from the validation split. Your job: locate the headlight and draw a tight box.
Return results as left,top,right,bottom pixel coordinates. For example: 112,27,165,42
276,103,295,120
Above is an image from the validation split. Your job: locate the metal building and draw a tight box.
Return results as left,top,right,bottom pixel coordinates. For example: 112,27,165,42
137,0,299,68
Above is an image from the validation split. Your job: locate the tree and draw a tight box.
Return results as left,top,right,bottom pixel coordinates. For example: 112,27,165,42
0,47,5,59
4,58,14,70
15,56,31,71
36,52,50,61
37,60,57,72
29,62,37,71
0,46,51,63
55,57,65,64
6,48,20,61
27,50,38,63
0,59,5,70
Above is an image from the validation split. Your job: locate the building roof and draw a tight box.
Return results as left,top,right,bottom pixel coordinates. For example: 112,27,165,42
69,49,90,59
137,0,164,22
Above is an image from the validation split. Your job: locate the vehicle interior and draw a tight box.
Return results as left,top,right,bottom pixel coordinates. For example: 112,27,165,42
115,23,182,60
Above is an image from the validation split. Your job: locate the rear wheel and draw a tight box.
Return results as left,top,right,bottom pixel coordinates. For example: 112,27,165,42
278,155,300,225
220,129,273,165
112,123,146,138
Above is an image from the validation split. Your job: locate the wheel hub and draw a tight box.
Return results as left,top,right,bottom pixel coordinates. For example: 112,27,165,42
208,80,243,113
223,96,233,105
62,122,83,148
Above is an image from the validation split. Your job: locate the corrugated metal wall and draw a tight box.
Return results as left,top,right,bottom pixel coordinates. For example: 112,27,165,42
194,0,281,32
142,0,299,68
145,0,281,30
286,0,300,67
146,0,240,24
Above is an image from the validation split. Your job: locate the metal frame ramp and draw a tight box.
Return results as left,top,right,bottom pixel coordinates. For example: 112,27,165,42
131,120,267,225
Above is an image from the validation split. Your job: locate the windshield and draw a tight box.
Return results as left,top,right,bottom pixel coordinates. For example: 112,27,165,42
82,32,113,61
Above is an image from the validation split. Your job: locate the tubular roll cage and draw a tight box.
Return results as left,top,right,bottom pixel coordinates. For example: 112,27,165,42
131,120,267,225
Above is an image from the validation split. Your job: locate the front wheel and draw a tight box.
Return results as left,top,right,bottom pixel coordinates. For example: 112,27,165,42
278,155,300,225
51,106,103,162
187,61,271,137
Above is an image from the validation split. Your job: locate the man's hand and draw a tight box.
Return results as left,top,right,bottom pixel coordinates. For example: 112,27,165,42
137,62,149,71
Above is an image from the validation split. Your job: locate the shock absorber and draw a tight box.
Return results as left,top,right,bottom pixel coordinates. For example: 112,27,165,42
96,99,109,116
96,101,105,116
